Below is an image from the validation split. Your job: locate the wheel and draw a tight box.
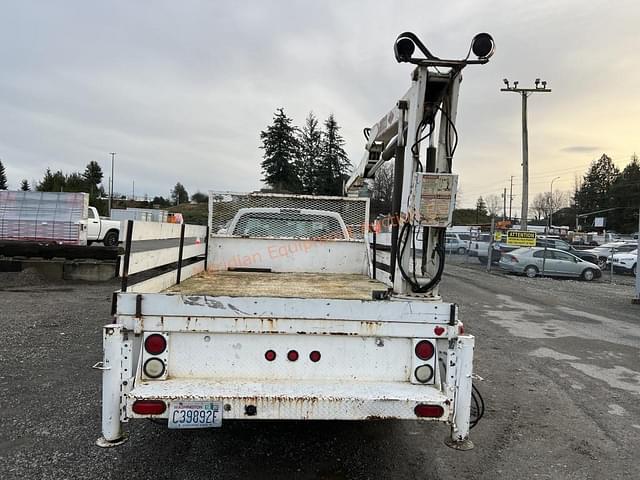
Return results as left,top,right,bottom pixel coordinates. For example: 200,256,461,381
597,257,608,269
103,230,119,247
457,247,466,255
581,268,596,281
633,264,637,277
478,257,488,266
524,265,538,278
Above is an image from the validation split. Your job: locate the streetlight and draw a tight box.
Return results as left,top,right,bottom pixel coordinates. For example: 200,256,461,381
549,176,560,230
501,78,551,231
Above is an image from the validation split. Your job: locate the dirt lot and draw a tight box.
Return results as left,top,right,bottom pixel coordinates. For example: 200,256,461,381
0,263,638,479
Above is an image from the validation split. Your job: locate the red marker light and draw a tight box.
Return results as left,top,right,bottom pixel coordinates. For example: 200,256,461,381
265,350,276,361
309,350,321,362
287,350,299,361
434,326,445,336
132,400,166,415
414,404,444,418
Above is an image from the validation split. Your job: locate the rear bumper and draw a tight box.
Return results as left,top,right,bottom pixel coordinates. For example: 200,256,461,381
127,379,450,421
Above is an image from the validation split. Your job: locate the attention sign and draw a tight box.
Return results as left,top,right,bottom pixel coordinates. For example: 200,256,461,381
506,230,536,247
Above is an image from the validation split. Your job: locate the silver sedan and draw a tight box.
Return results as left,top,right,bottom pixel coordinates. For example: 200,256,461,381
498,247,602,281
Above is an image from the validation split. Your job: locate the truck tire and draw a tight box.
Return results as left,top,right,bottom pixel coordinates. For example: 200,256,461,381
633,264,637,277
103,230,119,247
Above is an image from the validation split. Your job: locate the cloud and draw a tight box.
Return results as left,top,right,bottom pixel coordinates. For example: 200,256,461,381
561,146,601,154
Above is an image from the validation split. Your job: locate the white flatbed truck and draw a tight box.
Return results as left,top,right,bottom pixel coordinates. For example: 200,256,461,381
98,31,494,449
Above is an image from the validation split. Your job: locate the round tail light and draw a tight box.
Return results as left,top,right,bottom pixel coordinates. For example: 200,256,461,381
415,340,434,360
414,364,434,383
143,358,166,378
287,350,299,361
145,334,167,355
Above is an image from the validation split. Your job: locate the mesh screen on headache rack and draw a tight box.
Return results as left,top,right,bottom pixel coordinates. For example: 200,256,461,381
208,192,369,240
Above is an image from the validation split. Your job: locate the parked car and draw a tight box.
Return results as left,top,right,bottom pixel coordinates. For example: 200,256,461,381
445,234,468,254
608,249,637,276
582,241,638,269
468,233,492,258
536,237,599,264
498,247,601,281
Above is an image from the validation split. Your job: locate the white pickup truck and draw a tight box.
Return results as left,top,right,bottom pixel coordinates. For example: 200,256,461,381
98,193,477,449
87,206,120,246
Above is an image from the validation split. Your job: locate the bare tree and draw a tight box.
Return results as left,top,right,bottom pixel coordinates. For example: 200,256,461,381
485,194,502,218
369,162,394,217
531,193,547,220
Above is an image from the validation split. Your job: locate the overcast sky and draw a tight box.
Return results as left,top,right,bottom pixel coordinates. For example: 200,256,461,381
1,0,638,211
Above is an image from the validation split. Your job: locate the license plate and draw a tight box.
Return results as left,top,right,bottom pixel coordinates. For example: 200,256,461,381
168,401,222,429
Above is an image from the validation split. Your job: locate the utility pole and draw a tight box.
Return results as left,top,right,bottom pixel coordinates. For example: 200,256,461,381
502,188,507,221
109,152,116,216
501,79,551,231
509,175,514,221
549,176,560,231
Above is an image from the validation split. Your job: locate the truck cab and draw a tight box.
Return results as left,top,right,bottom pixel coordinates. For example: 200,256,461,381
87,207,120,246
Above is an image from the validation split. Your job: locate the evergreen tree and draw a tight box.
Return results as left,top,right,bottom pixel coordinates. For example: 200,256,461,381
610,153,640,232
83,161,103,199
315,114,351,196
476,196,488,218
260,108,301,193
37,168,67,192
298,112,323,194
574,154,620,213
20,179,30,191
0,160,7,189
171,182,189,204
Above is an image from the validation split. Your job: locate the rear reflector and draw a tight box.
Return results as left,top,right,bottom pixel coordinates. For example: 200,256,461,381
132,400,166,415
145,334,167,355
414,404,444,418
415,340,435,360
287,350,299,361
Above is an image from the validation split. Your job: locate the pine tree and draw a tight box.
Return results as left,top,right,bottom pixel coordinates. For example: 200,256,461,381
610,153,640,232
0,160,7,190
574,154,620,213
83,161,103,199
37,168,66,192
298,112,323,194
171,182,189,204
260,108,301,193
20,179,30,191
315,114,351,196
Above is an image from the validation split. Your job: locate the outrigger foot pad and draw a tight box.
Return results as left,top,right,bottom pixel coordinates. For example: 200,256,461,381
444,437,474,451
96,434,129,448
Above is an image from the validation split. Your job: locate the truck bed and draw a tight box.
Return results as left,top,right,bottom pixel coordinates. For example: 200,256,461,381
164,271,386,300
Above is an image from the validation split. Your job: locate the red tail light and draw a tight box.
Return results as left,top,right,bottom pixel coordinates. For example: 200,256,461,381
287,350,299,361
145,334,167,355
132,400,166,415
309,350,321,362
415,340,434,360
414,404,444,418
265,350,276,361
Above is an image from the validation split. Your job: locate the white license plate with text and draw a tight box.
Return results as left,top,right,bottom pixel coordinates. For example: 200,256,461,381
168,401,222,429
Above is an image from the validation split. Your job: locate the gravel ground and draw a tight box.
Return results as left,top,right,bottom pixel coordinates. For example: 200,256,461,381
0,264,638,479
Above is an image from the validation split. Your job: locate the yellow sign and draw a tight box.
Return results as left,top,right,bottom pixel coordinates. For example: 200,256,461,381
494,231,502,242
506,230,536,247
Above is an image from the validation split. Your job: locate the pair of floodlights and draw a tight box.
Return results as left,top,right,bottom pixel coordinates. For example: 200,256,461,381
394,31,495,67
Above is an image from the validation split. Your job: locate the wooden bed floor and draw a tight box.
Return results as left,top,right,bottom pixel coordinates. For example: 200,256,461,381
164,271,387,300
